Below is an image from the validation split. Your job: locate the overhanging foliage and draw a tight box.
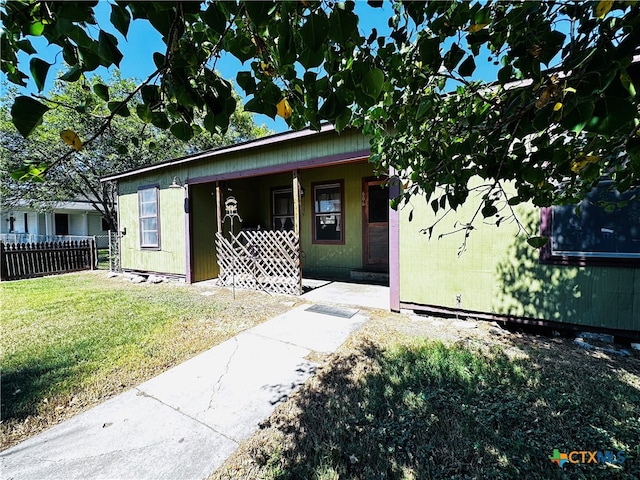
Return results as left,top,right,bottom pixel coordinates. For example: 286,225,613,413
2,1,639,226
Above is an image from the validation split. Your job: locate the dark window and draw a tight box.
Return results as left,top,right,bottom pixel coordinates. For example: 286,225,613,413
313,181,344,244
138,186,160,248
24,213,28,233
541,180,640,266
367,184,389,223
272,187,294,231
55,213,69,235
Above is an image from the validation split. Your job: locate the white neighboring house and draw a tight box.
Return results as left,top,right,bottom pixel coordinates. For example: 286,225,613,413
0,200,110,248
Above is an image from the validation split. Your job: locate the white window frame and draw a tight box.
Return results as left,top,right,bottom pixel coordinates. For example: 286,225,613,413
138,186,160,249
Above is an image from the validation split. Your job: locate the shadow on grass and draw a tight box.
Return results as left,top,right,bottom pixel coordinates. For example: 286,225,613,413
1,339,94,422
256,338,640,480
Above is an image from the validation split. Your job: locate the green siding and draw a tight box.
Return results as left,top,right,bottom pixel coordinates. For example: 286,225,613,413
399,185,639,331
119,184,186,275
117,129,368,195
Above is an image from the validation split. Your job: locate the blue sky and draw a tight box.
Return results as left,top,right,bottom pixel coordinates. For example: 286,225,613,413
10,1,496,134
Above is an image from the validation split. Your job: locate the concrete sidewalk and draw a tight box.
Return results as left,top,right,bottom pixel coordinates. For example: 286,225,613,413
1,304,367,480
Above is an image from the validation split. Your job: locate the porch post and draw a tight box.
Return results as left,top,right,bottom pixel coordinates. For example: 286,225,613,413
292,170,301,235
184,184,192,284
292,170,302,293
388,170,401,312
215,181,223,235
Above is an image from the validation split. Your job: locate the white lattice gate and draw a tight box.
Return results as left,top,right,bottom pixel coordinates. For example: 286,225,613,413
215,230,301,295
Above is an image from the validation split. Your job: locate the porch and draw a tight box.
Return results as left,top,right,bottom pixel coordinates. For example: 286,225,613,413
187,160,391,293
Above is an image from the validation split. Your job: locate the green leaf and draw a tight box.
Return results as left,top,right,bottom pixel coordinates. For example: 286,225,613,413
107,102,130,117
29,21,45,36
418,36,442,71
361,68,384,100
300,12,330,49
59,65,82,82
245,1,272,28
444,43,465,71
151,112,171,130
98,30,123,67
153,52,166,69
202,2,227,34
335,107,352,132
620,70,637,98
147,8,173,37
136,103,153,122
11,96,50,137
29,58,51,92
458,55,476,77
141,85,161,106
416,98,432,121
56,2,95,22
497,65,513,85
298,47,325,69
585,96,636,135
328,8,358,45
16,39,36,55
116,144,128,155
527,236,549,248
93,83,109,102
236,71,256,95
110,4,131,38
561,100,594,135
225,35,256,63
77,47,101,72
481,204,498,218
170,122,194,141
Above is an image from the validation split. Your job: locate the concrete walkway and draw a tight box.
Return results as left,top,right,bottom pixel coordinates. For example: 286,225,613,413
1,304,367,480
301,280,390,310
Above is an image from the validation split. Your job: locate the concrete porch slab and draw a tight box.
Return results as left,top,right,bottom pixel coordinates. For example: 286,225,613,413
301,281,390,310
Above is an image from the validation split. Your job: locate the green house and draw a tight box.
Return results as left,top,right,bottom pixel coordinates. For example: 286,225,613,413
104,126,640,339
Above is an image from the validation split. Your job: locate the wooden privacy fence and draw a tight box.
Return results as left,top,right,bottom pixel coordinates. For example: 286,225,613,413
0,239,95,281
215,230,301,296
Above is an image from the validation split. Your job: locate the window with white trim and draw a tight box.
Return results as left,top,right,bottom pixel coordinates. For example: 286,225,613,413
313,181,343,244
138,186,160,248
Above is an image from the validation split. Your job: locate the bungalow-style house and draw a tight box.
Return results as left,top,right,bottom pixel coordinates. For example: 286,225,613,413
0,200,110,247
103,125,639,339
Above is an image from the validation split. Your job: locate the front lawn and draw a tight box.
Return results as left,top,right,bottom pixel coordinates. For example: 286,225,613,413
214,313,640,480
1,271,297,449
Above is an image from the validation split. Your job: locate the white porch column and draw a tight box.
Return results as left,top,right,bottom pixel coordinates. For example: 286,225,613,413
292,170,301,235
45,213,54,236
82,212,89,236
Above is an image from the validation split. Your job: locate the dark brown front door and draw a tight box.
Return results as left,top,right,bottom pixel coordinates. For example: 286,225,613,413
363,179,389,271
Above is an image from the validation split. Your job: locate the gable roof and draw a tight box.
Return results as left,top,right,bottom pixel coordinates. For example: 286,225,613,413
101,124,337,182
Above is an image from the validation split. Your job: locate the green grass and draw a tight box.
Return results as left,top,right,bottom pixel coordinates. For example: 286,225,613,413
1,271,295,449
96,248,110,269
215,315,640,480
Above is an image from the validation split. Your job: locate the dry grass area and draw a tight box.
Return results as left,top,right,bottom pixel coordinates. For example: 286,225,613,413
213,311,640,480
1,271,300,450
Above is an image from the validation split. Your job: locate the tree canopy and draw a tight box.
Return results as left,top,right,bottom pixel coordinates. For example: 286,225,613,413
2,0,639,239
0,73,270,230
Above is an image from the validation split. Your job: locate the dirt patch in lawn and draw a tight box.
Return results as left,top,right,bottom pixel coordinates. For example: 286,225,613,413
213,311,640,480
